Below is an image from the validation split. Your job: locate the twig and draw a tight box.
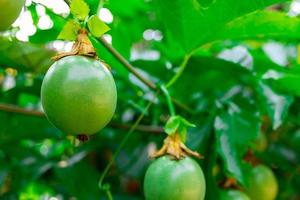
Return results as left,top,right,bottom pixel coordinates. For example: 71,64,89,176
0,103,44,117
99,37,157,89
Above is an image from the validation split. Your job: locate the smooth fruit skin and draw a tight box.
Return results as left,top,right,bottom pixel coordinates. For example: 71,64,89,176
0,0,25,31
144,156,206,200
41,56,117,135
246,165,278,200
220,190,250,200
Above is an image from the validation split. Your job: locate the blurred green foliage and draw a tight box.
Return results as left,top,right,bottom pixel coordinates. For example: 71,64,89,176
0,0,300,199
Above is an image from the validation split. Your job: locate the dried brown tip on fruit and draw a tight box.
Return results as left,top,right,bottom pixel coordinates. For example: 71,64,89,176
77,134,89,142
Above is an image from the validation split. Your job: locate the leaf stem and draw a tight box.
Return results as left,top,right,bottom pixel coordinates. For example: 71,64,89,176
166,54,192,88
98,92,158,193
160,85,175,116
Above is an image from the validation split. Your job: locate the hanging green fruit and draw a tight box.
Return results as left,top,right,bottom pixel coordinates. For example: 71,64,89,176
41,30,117,137
246,165,278,200
144,155,206,200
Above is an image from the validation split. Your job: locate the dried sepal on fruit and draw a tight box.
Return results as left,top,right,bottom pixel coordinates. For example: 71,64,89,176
151,132,203,159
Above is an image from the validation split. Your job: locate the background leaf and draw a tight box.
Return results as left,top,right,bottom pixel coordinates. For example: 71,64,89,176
87,15,110,37
70,0,90,20
58,20,81,40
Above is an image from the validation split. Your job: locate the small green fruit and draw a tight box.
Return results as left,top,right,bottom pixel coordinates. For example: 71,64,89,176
144,156,206,200
41,55,117,135
0,0,25,31
246,165,278,200
255,133,268,152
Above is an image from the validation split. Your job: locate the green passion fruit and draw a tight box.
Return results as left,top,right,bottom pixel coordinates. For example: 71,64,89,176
246,165,278,200
0,0,25,31
144,156,206,200
41,55,117,135
220,190,250,200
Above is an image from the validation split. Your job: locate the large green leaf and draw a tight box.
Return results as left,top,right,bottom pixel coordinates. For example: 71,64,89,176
156,0,289,52
170,56,254,107
0,112,61,146
70,0,90,21
214,11,300,42
257,81,293,129
0,37,55,73
107,0,148,17
262,66,300,97
215,104,260,185
54,160,102,199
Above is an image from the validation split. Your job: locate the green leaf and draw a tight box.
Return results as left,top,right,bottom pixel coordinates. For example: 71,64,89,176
214,11,300,42
58,20,81,41
267,69,300,97
164,115,195,142
164,116,181,135
85,0,101,15
108,0,148,17
257,81,293,129
0,112,62,145
0,36,55,73
70,0,90,21
177,124,187,142
170,56,253,107
156,0,289,52
87,15,110,37
180,117,196,128
197,0,215,8
54,161,102,199
215,104,260,185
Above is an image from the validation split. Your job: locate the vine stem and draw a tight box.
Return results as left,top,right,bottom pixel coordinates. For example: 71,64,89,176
106,189,113,200
160,85,175,116
166,54,192,88
98,37,157,89
98,92,158,197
